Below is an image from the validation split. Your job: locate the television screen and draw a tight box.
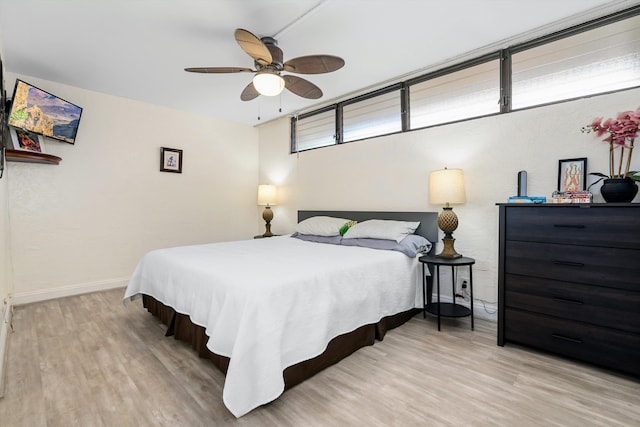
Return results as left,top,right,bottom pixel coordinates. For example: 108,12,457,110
8,79,82,144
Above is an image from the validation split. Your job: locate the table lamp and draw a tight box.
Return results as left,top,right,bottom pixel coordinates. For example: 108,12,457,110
429,168,466,259
257,184,278,237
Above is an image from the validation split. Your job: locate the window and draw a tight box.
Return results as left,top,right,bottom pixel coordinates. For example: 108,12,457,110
293,107,336,152
512,14,640,109
409,59,501,129
290,7,640,153
342,87,402,142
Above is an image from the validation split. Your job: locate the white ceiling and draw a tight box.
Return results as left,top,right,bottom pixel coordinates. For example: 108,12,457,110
0,0,637,126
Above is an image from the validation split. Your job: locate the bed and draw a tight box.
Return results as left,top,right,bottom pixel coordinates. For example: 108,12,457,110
124,210,438,417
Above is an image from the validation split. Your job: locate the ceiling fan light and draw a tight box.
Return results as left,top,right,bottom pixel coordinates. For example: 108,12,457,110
253,71,285,96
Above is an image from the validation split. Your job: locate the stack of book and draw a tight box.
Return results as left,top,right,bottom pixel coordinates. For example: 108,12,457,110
551,190,592,203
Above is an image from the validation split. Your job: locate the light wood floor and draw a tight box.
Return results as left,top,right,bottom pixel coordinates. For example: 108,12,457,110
0,288,638,426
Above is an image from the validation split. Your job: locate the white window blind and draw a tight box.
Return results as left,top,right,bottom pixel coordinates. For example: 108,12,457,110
409,59,500,129
294,108,336,152
342,89,402,142
512,14,640,109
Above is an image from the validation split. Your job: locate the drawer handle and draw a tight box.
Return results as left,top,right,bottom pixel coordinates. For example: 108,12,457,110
552,260,585,268
552,296,584,305
553,224,585,229
552,334,583,344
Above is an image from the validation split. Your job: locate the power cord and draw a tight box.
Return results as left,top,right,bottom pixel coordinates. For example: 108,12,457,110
455,280,497,315
479,299,497,315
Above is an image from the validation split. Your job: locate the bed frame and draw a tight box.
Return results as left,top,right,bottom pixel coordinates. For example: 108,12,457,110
141,210,438,399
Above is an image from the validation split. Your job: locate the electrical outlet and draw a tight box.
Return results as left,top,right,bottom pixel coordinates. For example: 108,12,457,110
462,280,468,289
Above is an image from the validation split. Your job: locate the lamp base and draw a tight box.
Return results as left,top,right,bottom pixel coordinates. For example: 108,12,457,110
262,206,274,237
436,236,462,259
436,206,462,259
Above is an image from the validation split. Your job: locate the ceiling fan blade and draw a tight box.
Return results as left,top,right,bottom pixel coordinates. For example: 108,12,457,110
235,28,272,66
184,67,254,73
240,82,260,101
283,55,345,74
283,75,322,99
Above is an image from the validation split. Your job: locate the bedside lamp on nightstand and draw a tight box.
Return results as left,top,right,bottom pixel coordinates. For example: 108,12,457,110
257,184,277,237
429,167,466,259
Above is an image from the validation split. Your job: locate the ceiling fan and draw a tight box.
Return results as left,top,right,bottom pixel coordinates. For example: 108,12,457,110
185,28,345,101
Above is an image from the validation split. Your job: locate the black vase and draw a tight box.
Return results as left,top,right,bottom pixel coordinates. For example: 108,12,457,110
600,178,639,203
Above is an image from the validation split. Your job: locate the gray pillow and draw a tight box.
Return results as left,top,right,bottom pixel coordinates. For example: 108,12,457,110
291,232,343,245
340,234,432,257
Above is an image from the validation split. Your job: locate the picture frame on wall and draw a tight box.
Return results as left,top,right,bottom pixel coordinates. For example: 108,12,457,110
160,147,183,173
9,127,45,153
558,157,587,192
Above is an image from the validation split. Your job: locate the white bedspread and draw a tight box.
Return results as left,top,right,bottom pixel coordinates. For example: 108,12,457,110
124,236,422,417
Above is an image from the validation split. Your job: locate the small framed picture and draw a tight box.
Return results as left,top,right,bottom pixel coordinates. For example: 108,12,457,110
558,157,587,192
160,147,183,173
9,127,45,153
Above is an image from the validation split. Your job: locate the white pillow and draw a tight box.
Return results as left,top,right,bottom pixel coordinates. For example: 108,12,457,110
295,216,353,237
343,219,420,243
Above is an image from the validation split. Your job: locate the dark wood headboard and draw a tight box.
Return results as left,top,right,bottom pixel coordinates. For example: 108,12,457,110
298,210,439,253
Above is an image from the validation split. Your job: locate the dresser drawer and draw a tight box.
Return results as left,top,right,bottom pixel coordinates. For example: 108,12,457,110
505,274,640,333
505,240,640,291
505,206,640,249
505,308,640,376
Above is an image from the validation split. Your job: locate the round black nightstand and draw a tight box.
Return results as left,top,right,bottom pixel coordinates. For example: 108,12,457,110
418,255,475,331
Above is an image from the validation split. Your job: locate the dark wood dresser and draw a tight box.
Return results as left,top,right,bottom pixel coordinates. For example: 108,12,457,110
497,203,640,377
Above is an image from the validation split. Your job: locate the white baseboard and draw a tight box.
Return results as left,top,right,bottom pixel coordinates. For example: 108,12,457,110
0,297,12,398
11,277,129,306
429,294,497,322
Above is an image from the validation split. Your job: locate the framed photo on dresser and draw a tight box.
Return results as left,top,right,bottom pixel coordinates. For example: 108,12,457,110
558,157,587,192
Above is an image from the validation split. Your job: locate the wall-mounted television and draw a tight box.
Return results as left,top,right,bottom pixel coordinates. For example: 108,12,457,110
8,79,82,144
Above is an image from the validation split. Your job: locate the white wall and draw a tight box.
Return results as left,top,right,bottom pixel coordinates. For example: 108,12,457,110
258,88,640,303
5,73,260,298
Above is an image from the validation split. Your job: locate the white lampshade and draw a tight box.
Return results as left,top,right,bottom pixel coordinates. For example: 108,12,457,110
429,168,466,205
253,71,285,96
257,184,278,206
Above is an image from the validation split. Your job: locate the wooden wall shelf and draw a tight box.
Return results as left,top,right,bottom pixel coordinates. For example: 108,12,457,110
5,149,61,165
